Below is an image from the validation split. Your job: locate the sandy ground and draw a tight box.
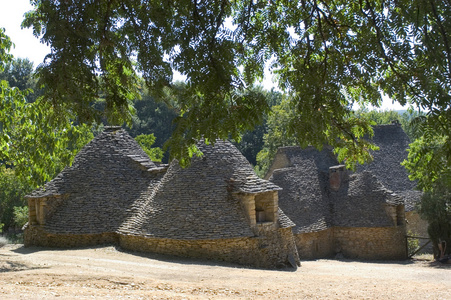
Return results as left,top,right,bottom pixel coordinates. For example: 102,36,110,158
0,244,450,299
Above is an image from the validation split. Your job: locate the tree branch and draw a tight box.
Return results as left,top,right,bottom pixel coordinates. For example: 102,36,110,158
429,0,451,81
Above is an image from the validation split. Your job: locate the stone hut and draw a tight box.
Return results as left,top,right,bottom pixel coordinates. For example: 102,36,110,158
357,123,427,251
25,126,167,247
25,128,300,269
266,144,407,260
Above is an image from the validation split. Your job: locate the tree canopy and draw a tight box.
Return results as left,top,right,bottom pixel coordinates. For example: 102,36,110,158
404,131,451,256
20,0,449,166
1,28,94,186
0,58,34,91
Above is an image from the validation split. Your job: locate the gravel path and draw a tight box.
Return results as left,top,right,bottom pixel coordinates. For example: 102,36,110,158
1,244,450,299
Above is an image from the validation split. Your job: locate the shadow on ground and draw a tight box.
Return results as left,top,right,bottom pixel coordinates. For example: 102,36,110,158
5,243,298,272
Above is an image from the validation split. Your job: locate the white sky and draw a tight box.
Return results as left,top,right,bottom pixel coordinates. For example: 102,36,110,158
0,0,407,111
0,0,50,66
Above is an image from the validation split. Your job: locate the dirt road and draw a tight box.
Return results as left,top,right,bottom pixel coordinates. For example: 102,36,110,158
1,244,450,299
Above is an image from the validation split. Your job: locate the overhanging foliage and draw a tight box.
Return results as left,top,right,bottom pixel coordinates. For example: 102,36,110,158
21,1,450,165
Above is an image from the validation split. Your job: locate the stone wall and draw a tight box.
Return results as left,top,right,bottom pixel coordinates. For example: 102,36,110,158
25,224,299,269
295,229,334,259
334,226,407,260
24,226,118,248
254,225,300,268
295,226,407,260
120,227,299,269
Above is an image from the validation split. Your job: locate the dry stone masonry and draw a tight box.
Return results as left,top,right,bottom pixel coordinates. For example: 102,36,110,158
266,124,413,260
25,127,300,269
25,123,417,266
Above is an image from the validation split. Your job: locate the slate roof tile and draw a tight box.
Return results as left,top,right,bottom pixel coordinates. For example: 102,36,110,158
119,139,291,239
28,133,295,239
268,124,413,233
26,127,163,234
357,124,421,205
269,147,337,234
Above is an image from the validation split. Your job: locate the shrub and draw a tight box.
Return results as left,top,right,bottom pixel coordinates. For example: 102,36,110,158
418,180,451,259
407,230,420,256
0,167,33,231
13,206,29,229
0,236,9,247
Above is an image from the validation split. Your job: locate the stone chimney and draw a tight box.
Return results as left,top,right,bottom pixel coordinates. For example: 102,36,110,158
329,165,346,191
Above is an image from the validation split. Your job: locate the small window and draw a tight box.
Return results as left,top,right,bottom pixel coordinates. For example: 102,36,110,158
254,192,276,223
256,210,266,222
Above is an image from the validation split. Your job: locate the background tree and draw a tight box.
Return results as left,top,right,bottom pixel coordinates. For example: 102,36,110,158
128,94,177,149
0,57,44,103
1,79,94,186
255,98,298,176
0,167,32,232
233,124,266,166
13,206,29,230
126,83,179,162
356,109,401,126
233,88,283,165
417,179,451,258
0,58,33,91
1,28,94,186
134,133,164,162
402,114,451,258
355,108,424,140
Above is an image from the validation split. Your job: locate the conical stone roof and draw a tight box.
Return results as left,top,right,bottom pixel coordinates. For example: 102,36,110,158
120,139,285,239
357,124,422,210
357,124,414,192
27,127,164,234
331,171,403,227
269,146,338,233
269,144,404,233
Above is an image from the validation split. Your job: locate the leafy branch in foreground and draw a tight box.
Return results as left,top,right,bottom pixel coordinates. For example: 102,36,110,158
23,1,451,166
0,80,93,186
1,28,93,186
135,134,164,162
